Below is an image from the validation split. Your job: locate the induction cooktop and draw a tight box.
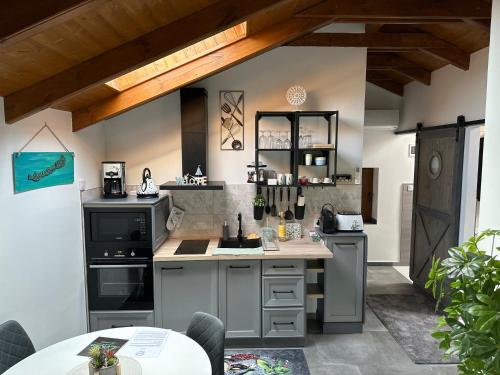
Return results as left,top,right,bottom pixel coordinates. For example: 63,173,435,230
174,240,210,255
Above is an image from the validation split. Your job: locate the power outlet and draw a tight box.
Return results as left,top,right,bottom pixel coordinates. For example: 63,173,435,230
78,178,86,191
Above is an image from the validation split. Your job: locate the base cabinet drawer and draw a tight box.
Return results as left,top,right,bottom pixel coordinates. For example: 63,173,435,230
89,311,154,332
262,260,304,276
262,308,304,338
262,277,304,307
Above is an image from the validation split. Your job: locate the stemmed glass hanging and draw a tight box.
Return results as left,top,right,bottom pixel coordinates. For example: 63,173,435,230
284,131,292,149
258,131,267,149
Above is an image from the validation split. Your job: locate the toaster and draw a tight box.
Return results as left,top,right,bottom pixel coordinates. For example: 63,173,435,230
336,212,364,232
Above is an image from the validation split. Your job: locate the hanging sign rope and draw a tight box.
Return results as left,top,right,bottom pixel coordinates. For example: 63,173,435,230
12,122,75,193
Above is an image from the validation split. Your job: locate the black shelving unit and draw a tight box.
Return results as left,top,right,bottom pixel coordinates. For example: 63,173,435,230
254,111,339,188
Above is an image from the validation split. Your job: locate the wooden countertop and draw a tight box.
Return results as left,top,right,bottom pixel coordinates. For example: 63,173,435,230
153,237,333,262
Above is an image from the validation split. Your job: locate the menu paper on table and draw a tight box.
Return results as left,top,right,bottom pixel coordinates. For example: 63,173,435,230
119,329,170,358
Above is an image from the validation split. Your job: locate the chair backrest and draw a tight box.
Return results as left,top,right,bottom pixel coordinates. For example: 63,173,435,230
186,312,225,375
0,320,35,374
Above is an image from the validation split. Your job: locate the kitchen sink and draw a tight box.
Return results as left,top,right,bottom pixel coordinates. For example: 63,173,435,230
218,237,262,249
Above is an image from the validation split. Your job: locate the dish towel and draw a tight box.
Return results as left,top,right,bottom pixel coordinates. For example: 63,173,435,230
166,206,185,231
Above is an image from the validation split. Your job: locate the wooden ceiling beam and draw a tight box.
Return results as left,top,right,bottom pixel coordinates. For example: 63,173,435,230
3,0,286,124
368,54,431,85
0,0,102,47
288,32,468,49
334,18,465,24
366,75,404,96
462,18,491,30
298,0,491,19
71,17,329,131
419,47,470,70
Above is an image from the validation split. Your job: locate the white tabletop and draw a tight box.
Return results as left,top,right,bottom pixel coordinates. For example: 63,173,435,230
4,327,211,375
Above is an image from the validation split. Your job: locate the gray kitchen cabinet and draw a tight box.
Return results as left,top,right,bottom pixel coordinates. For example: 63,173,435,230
219,260,261,338
323,234,367,333
155,261,218,333
89,311,154,332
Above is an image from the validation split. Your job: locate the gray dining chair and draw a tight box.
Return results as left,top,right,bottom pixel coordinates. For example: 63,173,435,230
0,320,35,374
186,312,225,375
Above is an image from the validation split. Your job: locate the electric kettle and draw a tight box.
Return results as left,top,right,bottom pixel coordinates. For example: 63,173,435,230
137,168,159,198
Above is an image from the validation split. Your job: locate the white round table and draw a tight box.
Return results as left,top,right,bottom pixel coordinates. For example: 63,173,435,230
3,327,211,375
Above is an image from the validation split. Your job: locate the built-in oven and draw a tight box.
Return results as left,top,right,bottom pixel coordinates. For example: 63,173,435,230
86,248,154,311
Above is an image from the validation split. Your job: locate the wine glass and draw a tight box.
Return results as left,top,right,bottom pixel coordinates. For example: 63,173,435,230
258,131,266,149
299,127,304,148
268,130,275,149
274,131,282,149
284,131,292,149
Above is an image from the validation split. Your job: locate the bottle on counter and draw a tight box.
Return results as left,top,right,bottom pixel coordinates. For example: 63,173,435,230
278,213,287,242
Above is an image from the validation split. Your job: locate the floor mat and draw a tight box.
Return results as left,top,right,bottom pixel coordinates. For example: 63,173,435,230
367,292,458,365
224,349,310,375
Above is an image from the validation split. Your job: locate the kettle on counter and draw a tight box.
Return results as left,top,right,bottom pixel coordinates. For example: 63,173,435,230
137,168,159,198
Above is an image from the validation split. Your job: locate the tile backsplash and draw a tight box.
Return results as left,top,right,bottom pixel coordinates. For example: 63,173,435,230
168,184,361,238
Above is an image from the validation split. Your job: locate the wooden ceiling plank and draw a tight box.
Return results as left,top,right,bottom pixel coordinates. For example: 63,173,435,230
4,0,287,124
462,18,491,30
332,18,465,24
71,17,329,131
0,0,104,48
298,0,491,19
366,77,404,96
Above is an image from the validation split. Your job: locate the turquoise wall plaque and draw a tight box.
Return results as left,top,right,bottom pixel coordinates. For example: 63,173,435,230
12,152,74,193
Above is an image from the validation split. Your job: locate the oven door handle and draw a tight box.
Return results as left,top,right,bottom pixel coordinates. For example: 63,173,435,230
88,264,148,269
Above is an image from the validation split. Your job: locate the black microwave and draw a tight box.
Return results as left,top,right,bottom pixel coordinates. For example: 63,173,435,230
84,197,169,251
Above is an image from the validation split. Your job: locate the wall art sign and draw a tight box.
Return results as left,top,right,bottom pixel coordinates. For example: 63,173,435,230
220,90,244,150
13,152,75,193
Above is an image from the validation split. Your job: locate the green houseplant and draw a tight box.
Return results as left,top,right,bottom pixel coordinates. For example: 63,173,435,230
252,194,265,220
426,229,500,375
88,344,120,375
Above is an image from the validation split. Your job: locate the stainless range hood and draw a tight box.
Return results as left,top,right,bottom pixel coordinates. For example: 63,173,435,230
160,88,224,191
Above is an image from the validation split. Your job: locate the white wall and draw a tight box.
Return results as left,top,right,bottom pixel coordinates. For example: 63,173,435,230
362,129,415,262
0,98,105,349
400,48,489,131
104,46,367,185
479,0,500,235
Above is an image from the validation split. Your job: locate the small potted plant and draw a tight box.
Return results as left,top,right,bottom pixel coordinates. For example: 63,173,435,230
252,194,265,220
88,344,121,375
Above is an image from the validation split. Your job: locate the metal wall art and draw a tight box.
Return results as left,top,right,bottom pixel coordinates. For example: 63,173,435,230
220,90,244,150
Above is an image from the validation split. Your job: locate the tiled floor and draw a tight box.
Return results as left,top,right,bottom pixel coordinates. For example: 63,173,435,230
303,266,457,375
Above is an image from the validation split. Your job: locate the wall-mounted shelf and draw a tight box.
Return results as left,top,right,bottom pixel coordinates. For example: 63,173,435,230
254,111,339,188
160,181,225,190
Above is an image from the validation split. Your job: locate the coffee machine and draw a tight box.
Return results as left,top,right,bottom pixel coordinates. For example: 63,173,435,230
102,161,127,198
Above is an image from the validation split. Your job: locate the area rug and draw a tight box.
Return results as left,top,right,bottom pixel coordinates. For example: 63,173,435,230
367,292,458,365
224,349,310,375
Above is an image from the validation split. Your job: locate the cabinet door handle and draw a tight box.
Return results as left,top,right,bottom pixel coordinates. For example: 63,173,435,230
335,242,356,247
272,265,295,269
111,324,134,328
272,290,294,294
229,265,251,269
162,267,184,271
273,321,295,326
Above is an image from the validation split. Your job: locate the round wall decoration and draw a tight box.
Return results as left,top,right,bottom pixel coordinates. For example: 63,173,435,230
286,85,307,106
428,151,443,180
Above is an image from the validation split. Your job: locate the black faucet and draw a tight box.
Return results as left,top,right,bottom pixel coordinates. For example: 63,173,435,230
237,213,243,243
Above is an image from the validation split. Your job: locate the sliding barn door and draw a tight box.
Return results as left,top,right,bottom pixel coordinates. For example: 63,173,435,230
410,126,465,294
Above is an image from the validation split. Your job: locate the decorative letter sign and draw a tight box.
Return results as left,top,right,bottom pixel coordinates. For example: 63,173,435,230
12,152,75,193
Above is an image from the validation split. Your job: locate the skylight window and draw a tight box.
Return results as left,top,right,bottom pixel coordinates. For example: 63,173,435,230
106,22,247,92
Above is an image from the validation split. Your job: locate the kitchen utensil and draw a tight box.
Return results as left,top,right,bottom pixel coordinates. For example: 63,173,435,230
271,188,277,217
265,188,271,214
315,156,327,166
284,187,294,220
221,102,243,127
285,173,293,185
224,92,243,115
279,187,283,212
277,173,285,185
305,153,313,166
